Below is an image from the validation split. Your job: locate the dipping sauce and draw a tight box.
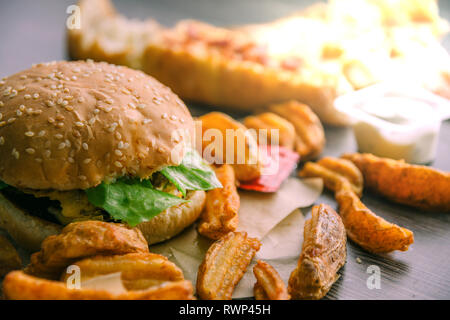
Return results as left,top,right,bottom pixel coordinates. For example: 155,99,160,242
335,83,448,164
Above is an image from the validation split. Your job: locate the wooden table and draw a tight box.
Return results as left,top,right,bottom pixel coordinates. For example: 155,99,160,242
0,0,449,299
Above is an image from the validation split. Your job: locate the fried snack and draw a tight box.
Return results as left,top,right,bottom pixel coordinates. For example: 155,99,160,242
3,271,194,300
60,253,184,290
0,235,22,277
269,101,325,160
288,204,346,300
198,112,262,181
253,260,290,300
299,157,363,196
197,231,261,300
335,183,414,253
198,165,239,240
243,112,296,150
25,221,149,279
342,153,450,212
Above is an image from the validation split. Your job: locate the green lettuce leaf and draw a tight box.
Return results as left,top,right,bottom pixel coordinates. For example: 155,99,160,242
0,181,7,190
86,179,187,227
161,148,222,196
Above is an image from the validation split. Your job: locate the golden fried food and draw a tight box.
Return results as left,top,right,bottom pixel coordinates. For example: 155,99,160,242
3,271,194,300
288,204,346,300
197,231,261,300
61,253,184,291
198,165,240,240
342,153,450,212
0,235,22,277
25,221,149,279
253,260,290,300
299,157,363,196
198,112,262,182
335,183,414,253
243,112,296,150
269,101,325,160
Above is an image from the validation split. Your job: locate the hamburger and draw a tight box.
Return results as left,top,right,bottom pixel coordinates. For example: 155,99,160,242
0,60,221,251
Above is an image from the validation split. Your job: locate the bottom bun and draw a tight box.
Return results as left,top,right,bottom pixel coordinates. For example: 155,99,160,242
137,190,206,245
0,193,62,252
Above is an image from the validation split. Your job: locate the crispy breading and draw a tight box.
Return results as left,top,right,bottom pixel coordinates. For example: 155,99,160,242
198,112,262,181
253,260,290,300
269,101,325,160
342,153,450,212
335,183,414,253
198,165,240,240
196,231,261,300
3,271,194,300
0,235,22,277
299,157,363,196
288,204,346,300
25,221,149,279
243,112,296,150
60,253,184,291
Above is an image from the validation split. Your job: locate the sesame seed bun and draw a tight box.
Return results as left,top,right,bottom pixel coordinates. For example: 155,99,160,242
0,60,194,190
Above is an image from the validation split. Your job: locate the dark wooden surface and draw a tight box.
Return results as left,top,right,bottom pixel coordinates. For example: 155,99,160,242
0,0,449,299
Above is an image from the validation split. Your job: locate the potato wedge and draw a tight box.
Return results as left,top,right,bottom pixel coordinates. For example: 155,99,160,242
60,253,184,291
197,231,261,300
3,271,194,300
335,183,414,253
269,101,325,160
299,157,363,196
253,260,290,300
198,165,239,240
25,221,149,279
198,112,262,182
243,112,296,150
0,235,22,277
288,204,346,300
342,153,450,212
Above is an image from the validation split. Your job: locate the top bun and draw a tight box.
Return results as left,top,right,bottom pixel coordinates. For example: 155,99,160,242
0,60,194,190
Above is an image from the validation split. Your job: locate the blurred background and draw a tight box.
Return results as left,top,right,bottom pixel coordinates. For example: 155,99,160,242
1,0,450,77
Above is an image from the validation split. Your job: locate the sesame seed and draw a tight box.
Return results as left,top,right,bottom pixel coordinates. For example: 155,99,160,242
61,100,68,106
1,121,7,127
57,122,64,128
170,115,177,121
0,113,2,121
0,101,4,107
48,117,55,123
25,148,35,154
0,137,4,145
65,140,71,148
50,84,57,90
78,175,87,181
71,76,77,81
35,158,43,163
137,103,146,109
7,118,16,124
143,119,152,124
75,121,84,127
93,108,100,114
58,142,66,149
55,133,63,139
11,148,19,159
68,157,74,163
24,94,31,100
19,105,26,111
115,149,123,156
83,158,92,164
114,161,123,168
17,86,26,92
128,102,136,109
44,150,51,158
118,141,124,149
65,106,74,111
33,93,39,99
161,113,168,119
82,143,89,150
38,130,46,137
16,110,23,116
9,90,17,98
78,97,85,103
115,132,122,140
25,131,35,137
20,75,27,80
105,98,113,105
88,117,96,125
